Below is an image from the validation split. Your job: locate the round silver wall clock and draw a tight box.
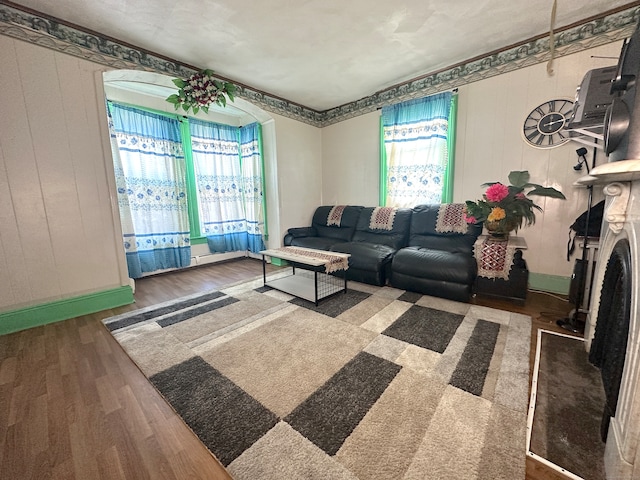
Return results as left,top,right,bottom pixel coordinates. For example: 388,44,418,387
522,99,574,149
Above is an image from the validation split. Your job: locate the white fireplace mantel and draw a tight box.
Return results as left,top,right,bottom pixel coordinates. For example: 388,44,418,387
575,159,640,186
578,157,640,479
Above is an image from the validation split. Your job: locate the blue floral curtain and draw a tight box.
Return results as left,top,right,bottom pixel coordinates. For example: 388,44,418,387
240,123,266,252
108,104,191,278
189,119,265,253
381,92,453,207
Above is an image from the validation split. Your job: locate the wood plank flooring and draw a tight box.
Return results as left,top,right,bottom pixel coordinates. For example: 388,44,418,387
0,258,581,479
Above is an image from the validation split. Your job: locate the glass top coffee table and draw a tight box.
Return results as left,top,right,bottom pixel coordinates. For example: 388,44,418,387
260,247,350,305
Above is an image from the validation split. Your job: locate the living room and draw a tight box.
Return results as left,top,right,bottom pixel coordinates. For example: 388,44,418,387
0,1,635,329
1,1,639,479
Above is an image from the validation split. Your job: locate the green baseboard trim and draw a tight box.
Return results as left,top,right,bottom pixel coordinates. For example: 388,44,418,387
528,273,570,295
0,286,134,336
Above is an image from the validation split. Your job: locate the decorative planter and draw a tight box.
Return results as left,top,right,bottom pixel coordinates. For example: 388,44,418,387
484,220,518,238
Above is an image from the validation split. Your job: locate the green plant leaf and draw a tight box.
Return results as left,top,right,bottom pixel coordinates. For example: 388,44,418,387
165,94,180,104
202,106,209,114
192,105,199,114
172,78,186,88
508,185,525,195
182,103,189,112
508,171,530,187
219,95,227,107
527,187,566,199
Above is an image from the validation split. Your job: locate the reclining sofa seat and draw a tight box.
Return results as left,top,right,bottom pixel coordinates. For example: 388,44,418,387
390,204,482,302
283,205,363,250
329,207,412,286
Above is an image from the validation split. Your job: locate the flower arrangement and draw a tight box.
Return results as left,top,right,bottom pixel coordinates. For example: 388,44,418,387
464,170,566,236
166,69,236,114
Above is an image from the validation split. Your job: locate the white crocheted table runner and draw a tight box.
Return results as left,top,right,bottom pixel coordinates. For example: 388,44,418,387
271,247,349,273
474,237,517,280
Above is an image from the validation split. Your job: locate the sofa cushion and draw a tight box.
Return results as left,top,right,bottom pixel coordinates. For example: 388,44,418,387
390,273,472,303
392,247,477,284
351,207,412,249
287,236,342,251
409,204,481,253
330,242,397,270
287,226,317,238
311,206,364,242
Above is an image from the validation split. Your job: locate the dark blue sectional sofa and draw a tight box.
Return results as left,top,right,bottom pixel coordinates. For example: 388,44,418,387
283,204,482,302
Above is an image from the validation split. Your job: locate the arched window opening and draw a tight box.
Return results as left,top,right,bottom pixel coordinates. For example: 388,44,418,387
103,70,276,278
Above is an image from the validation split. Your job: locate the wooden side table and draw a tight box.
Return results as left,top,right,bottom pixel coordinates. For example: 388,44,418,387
474,235,529,304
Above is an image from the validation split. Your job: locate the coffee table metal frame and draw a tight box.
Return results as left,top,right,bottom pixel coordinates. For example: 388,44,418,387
260,248,350,306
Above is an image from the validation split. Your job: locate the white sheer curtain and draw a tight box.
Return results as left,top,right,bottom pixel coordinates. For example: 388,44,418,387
108,103,191,278
189,119,265,253
381,92,453,207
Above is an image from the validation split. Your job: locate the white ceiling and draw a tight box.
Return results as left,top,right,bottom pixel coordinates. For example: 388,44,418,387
7,0,636,111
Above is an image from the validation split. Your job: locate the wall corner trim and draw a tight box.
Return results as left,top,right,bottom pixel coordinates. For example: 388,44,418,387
0,286,134,336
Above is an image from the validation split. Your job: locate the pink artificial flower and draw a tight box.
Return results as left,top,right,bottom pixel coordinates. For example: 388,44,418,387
485,183,509,202
464,214,477,224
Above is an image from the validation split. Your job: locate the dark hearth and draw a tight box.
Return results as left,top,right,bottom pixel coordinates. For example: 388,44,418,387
589,239,632,442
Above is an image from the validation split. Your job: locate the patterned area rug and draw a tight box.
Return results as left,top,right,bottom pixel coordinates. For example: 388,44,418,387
103,273,531,479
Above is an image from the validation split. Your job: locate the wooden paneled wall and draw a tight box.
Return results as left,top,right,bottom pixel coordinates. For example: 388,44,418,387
0,35,127,312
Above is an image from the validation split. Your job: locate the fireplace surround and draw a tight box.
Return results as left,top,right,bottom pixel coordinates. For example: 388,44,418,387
588,237,631,443
581,161,640,479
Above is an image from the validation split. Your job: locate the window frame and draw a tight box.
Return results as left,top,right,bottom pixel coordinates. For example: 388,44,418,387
107,100,265,246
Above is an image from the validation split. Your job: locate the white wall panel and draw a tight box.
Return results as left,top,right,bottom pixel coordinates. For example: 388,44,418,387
0,36,59,306
322,111,380,206
54,53,122,293
0,35,125,312
0,39,32,309
17,43,88,297
273,115,322,240
0,143,31,308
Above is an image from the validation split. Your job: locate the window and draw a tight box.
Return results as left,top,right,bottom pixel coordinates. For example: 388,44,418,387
108,102,266,278
380,92,457,207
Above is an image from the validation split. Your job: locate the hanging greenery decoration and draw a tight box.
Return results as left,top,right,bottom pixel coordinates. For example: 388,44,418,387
166,69,236,114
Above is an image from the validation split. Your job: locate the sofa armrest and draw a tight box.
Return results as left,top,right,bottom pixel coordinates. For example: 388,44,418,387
287,226,317,238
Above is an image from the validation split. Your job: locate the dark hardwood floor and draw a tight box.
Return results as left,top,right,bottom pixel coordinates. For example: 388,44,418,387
0,257,578,479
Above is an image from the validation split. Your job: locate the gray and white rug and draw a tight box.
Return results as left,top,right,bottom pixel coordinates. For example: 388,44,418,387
103,273,531,479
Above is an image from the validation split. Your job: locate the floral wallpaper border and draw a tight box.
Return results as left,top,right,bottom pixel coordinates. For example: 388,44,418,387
0,2,638,127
